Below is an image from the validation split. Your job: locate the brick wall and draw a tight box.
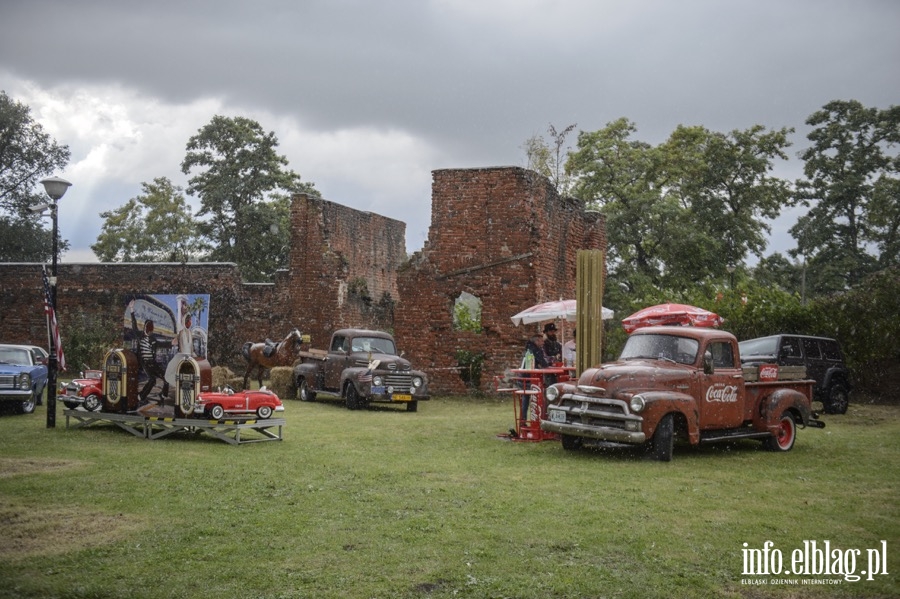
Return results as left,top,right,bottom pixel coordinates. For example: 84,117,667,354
395,167,606,393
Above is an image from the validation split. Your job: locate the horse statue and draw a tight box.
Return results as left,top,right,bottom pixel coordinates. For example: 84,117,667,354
241,328,307,389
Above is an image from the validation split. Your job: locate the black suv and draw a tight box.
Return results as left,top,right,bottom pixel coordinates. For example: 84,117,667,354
739,334,852,414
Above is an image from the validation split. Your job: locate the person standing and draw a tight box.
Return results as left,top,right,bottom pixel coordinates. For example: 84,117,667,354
543,322,562,364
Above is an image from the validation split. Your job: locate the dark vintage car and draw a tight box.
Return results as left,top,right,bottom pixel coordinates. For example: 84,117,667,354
739,334,853,414
294,328,429,412
0,344,49,414
60,369,104,412
193,388,285,420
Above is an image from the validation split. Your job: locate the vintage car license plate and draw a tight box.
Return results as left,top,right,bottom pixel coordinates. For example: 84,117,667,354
549,409,566,423
392,394,412,402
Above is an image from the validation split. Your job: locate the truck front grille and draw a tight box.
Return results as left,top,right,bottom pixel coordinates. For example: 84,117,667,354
556,396,637,430
383,373,413,393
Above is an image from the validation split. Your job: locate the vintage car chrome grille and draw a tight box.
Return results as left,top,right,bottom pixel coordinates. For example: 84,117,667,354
383,373,413,392
0,375,17,388
556,396,635,430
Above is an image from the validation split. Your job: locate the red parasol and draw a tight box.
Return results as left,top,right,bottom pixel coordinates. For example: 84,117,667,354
621,303,723,334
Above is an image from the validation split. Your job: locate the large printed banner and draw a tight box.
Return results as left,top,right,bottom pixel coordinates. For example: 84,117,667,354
122,294,210,405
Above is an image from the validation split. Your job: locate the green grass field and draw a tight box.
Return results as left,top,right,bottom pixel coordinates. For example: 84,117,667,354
0,395,897,599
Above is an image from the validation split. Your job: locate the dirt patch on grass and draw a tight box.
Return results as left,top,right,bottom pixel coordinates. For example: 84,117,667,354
0,504,146,560
0,457,83,478
0,458,147,560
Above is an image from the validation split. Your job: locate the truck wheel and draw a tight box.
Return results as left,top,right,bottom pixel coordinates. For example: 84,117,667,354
406,400,418,413
298,379,317,402
345,385,362,410
210,405,225,420
764,412,796,452
560,434,583,451
649,414,674,462
257,405,273,419
84,394,102,412
823,384,849,415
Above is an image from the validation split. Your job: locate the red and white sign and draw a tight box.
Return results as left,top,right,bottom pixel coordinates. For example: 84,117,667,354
758,364,779,382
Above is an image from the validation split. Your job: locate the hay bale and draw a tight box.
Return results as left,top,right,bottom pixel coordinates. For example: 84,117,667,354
269,366,296,400
211,366,235,390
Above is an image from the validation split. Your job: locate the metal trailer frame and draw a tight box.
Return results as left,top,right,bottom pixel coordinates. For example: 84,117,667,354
63,409,284,445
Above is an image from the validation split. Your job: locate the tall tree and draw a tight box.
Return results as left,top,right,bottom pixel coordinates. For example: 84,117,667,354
92,177,204,262
791,100,900,291
0,90,70,261
659,124,794,272
567,119,794,305
180,115,317,280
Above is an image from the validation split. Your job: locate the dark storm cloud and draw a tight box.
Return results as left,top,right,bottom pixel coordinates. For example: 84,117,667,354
4,0,898,160
1,0,898,258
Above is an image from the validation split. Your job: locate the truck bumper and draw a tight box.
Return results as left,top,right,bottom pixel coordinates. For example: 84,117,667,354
540,420,647,444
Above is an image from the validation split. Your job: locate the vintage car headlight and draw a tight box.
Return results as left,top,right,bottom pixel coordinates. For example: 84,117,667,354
372,376,384,387
18,373,32,390
629,394,646,413
545,385,560,402
412,376,423,388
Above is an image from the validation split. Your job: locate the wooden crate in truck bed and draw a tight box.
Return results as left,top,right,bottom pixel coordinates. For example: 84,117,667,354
742,364,807,382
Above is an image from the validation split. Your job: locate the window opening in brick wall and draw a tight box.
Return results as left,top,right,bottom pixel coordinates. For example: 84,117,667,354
452,291,482,333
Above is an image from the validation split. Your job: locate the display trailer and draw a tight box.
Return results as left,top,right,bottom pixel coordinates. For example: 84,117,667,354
63,409,285,445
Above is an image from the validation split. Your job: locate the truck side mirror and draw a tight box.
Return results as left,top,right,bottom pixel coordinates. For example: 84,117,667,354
703,351,714,375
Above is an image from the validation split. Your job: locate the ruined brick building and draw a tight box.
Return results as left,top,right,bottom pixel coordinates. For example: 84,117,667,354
0,166,605,393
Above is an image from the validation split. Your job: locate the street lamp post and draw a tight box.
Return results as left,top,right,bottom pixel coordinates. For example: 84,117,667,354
40,176,72,428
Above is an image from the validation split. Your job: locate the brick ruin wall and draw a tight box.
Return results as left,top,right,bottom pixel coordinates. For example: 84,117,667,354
395,167,606,393
0,167,605,393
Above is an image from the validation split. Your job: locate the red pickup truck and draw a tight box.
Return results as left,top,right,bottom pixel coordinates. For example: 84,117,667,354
540,326,825,461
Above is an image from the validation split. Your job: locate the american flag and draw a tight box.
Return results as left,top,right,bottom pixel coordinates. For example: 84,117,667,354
358,369,373,383
41,266,66,371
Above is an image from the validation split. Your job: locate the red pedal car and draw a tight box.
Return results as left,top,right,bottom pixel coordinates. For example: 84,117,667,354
193,387,284,420
60,369,104,412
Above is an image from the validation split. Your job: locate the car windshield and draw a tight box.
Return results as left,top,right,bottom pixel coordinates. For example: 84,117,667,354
738,337,778,356
350,337,396,355
620,334,699,365
0,347,30,365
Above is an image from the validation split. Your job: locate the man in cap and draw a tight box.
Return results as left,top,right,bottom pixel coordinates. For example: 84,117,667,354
543,322,562,364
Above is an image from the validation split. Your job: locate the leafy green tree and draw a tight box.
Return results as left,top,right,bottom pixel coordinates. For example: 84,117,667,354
791,100,900,292
92,177,204,262
659,124,794,270
567,119,794,307
180,115,318,280
0,90,70,261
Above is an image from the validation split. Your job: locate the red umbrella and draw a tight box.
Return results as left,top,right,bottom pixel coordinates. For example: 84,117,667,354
621,303,723,334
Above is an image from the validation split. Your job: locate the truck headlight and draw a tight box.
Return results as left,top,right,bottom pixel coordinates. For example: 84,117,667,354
18,373,31,390
629,395,646,413
373,376,383,387
412,377,423,388
545,385,559,402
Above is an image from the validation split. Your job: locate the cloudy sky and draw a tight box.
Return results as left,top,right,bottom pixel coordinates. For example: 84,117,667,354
1,0,897,262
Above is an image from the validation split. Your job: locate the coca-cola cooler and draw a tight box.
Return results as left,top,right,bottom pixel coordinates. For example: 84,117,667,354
172,355,212,418
101,348,140,413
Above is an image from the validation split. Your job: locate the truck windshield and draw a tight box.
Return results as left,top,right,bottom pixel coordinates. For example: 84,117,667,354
620,334,699,365
351,337,397,355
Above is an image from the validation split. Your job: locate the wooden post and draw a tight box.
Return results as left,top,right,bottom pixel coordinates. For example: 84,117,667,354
575,250,604,376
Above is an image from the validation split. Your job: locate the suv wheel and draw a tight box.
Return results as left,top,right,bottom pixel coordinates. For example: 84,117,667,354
823,383,849,415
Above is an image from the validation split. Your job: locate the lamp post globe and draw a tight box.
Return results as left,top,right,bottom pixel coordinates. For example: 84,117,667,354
39,176,71,428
